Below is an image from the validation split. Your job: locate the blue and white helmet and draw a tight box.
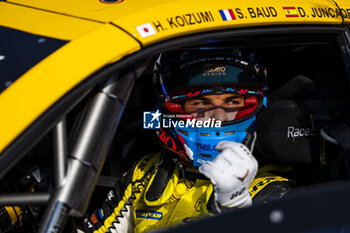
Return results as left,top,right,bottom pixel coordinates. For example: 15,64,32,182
153,50,267,166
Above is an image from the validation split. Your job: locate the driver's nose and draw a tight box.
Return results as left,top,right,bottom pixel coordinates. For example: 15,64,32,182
211,107,229,122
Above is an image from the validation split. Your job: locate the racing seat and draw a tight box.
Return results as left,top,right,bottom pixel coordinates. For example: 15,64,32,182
253,75,350,184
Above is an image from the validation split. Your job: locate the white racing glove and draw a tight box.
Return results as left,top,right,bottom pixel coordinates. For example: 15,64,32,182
199,141,258,208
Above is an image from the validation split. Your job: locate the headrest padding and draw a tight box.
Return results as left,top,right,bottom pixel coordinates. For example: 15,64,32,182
254,100,319,164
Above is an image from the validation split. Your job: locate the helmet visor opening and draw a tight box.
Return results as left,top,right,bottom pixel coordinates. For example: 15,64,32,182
165,90,263,124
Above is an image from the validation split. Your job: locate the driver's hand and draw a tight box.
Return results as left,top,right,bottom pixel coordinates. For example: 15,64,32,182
199,141,258,208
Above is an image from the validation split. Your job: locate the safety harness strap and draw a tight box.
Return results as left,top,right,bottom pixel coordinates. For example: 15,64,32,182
145,150,176,202
302,99,350,179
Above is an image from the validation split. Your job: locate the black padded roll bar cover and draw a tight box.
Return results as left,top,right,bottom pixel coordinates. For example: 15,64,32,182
268,75,317,103
254,100,318,164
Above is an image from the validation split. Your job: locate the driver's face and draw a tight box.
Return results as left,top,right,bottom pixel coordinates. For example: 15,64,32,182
183,93,244,122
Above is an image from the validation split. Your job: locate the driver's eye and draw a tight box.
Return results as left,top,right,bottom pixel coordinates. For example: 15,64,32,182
193,101,211,106
225,97,243,106
226,100,242,105
227,100,240,105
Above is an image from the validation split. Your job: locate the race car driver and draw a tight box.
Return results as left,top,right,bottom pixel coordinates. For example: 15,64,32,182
81,51,293,233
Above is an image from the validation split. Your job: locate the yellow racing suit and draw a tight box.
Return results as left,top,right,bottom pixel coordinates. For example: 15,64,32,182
82,151,293,233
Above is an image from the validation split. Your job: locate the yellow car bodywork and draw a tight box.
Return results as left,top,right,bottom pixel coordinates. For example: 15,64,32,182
0,0,350,153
